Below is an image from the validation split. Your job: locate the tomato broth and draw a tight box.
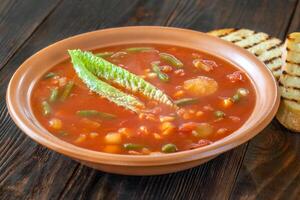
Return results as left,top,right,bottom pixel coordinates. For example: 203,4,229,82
31,44,256,155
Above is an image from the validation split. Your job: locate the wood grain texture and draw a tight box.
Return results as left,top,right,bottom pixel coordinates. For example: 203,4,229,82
288,0,300,33
231,1,300,199
0,0,299,200
231,121,300,200
0,0,61,70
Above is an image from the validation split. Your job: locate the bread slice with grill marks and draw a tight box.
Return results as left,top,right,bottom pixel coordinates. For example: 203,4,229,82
208,28,283,80
276,32,300,132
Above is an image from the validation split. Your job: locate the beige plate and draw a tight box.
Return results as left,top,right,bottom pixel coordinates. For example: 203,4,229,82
6,26,280,175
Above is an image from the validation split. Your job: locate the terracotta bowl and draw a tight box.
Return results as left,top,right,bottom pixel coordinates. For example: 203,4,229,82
6,26,280,175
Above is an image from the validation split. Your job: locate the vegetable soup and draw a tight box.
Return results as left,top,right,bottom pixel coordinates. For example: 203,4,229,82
31,44,256,155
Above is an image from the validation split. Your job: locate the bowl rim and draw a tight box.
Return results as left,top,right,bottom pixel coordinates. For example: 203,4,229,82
6,26,280,166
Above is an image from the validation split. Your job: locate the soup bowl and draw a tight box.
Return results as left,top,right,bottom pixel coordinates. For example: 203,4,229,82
6,26,280,175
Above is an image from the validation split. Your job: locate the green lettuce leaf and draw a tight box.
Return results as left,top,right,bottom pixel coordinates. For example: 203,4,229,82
68,49,174,107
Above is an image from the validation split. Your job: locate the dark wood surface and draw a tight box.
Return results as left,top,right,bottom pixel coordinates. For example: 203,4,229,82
0,0,299,199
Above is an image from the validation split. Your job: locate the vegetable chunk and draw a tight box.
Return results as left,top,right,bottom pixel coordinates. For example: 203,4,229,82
183,76,218,96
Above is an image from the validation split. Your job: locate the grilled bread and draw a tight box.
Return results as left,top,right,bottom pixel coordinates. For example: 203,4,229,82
276,32,300,132
208,28,283,80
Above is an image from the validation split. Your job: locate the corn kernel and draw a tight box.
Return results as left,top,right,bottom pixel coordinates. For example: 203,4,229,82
74,134,87,143
153,133,162,140
49,118,62,130
103,145,120,153
196,111,204,117
105,132,122,144
223,98,233,108
173,90,185,98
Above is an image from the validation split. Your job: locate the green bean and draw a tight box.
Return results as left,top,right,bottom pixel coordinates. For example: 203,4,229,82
49,88,59,103
161,143,177,153
214,110,225,118
42,101,51,116
126,47,155,53
231,93,241,102
151,62,169,82
174,98,199,107
159,53,183,68
76,110,116,120
43,72,56,79
123,143,143,150
96,52,114,58
60,81,74,101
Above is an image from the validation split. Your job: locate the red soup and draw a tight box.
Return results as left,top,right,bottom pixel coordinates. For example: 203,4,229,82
31,44,256,155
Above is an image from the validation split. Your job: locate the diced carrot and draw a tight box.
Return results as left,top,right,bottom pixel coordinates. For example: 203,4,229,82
103,145,120,153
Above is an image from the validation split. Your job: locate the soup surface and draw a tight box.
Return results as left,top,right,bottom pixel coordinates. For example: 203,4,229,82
31,44,256,155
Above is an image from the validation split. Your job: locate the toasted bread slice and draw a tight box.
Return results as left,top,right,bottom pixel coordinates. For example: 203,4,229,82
208,28,283,80
277,32,300,132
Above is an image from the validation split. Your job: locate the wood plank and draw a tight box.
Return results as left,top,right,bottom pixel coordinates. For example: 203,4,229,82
231,121,300,200
231,1,300,199
0,0,298,199
0,0,61,70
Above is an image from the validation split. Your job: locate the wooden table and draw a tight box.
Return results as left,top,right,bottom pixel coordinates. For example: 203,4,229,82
0,1,299,199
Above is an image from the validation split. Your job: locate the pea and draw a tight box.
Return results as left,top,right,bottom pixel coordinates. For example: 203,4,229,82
123,143,143,150
161,143,177,153
214,110,225,118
